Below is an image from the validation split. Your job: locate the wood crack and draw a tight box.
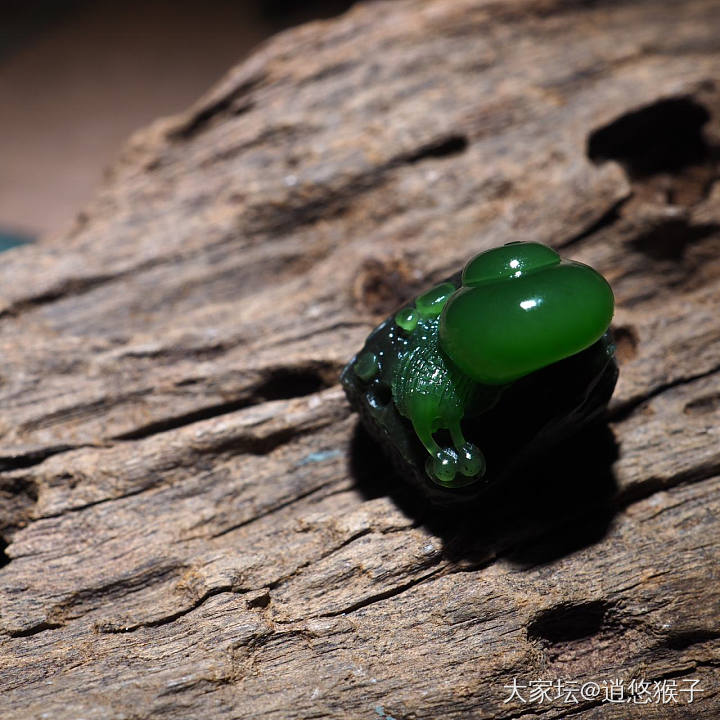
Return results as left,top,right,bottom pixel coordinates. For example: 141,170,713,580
7,621,63,639
111,398,261,441
96,585,237,634
557,196,629,249
0,230,254,322
113,364,339,442
211,482,341,540
609,360,720,423
168,73,266,141
614,462,720,513
319,564,445,618
0,444,85,472
243,131,471,237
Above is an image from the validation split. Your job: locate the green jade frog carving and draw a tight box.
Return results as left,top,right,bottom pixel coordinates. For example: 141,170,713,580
344,242,614,488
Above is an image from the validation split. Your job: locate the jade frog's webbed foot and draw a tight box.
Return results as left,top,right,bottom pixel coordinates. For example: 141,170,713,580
414,414,485,487
425,442,486,487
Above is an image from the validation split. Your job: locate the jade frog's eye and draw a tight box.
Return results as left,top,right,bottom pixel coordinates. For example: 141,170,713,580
462,241,561,285
439,242,614,385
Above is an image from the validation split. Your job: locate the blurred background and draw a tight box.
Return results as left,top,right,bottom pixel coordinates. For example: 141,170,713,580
0,0,355,250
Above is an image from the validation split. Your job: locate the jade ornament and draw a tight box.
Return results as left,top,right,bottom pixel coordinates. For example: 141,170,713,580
341,242,618,501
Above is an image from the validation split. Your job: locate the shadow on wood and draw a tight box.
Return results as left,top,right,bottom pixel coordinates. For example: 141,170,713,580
350,419,619,566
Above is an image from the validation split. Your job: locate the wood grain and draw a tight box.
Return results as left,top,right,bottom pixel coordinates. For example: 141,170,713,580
1,0,719,717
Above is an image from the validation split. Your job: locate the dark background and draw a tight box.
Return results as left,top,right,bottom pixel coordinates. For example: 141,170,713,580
0,0,355,248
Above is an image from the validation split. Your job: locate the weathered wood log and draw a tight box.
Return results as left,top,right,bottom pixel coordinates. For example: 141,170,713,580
1,0,720,717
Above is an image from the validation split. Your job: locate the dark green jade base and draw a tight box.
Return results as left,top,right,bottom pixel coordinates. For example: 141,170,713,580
341,242,618,505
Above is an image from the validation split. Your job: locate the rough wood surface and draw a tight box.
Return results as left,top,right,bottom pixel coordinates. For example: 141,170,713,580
1,1,720,717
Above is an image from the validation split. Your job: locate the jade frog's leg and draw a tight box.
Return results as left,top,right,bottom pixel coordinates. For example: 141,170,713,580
403,393,457,485
391,328,486,486
401,388,486,486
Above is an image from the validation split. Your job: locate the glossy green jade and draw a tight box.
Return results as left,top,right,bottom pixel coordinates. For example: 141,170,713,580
441,242,614,385
342,242,615,491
